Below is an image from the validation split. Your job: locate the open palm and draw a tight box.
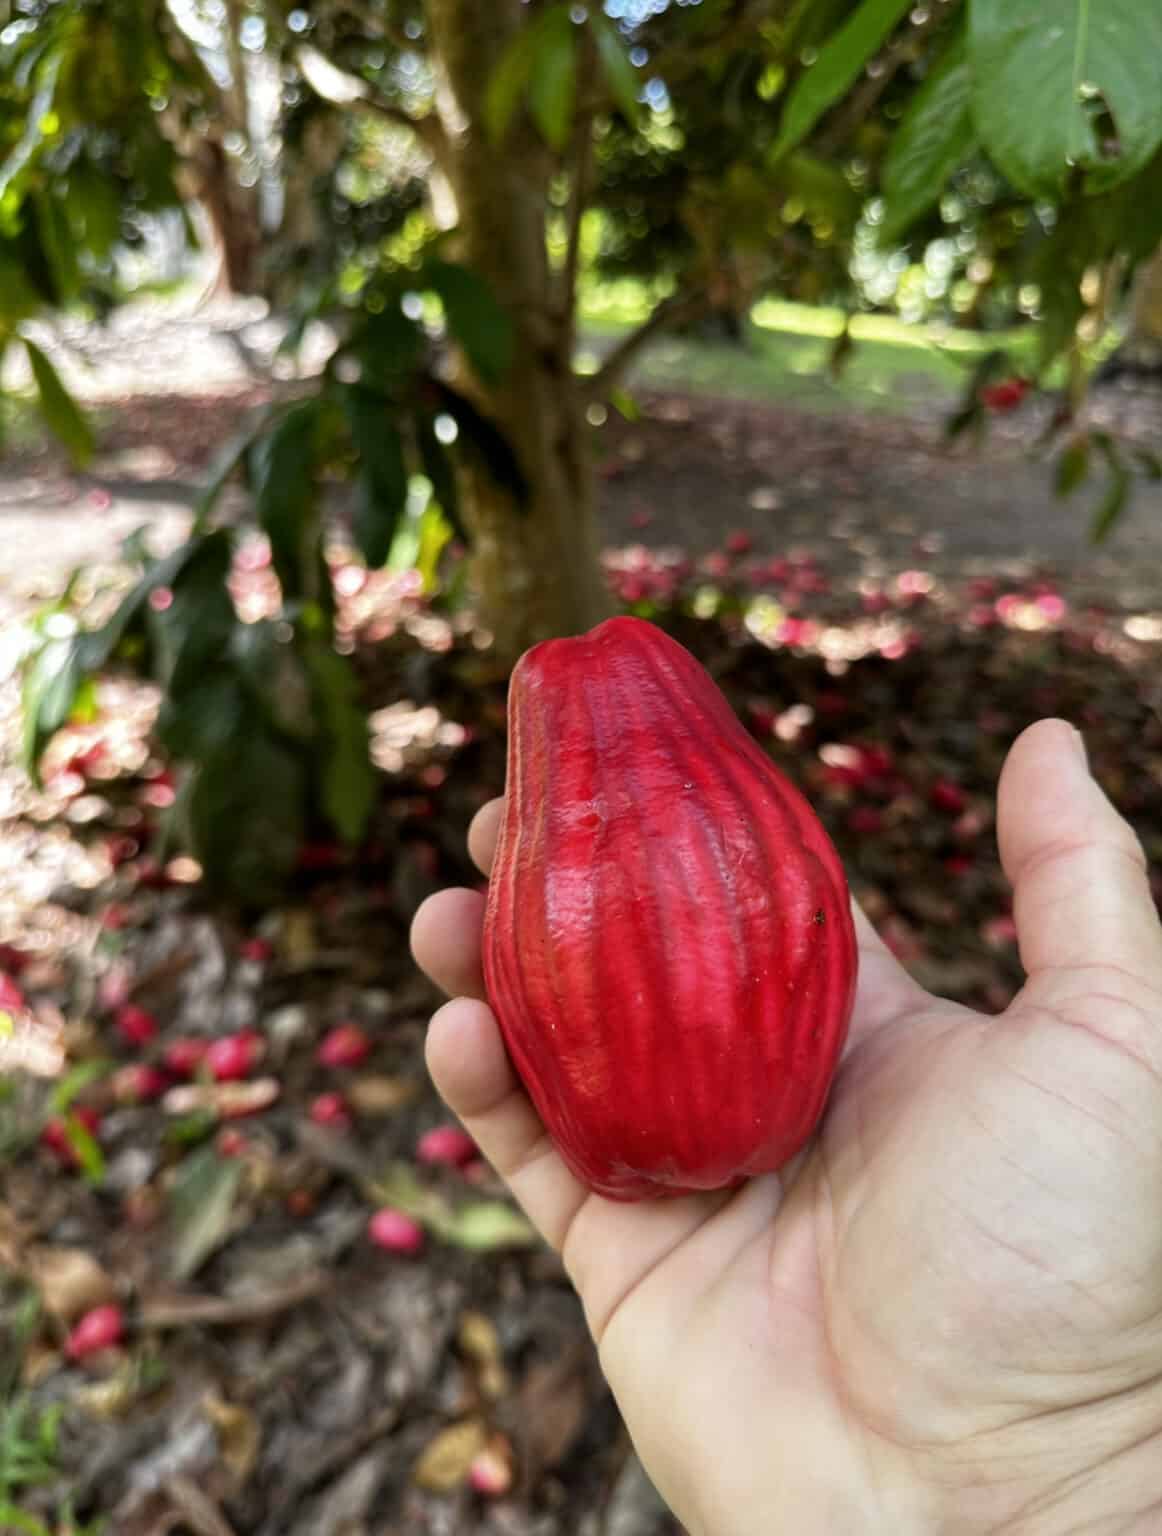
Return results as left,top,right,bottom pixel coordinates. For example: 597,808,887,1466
412,721,1162,1534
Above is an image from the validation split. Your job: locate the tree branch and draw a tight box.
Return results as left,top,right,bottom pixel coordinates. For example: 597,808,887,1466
295,44,448,162
814,0,961,158
586,289,708,398
559,38,597,366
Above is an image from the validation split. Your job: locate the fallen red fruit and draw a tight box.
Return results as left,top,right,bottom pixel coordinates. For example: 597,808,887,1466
929,779,968,815
316,1023,371,1069
368,1208,425,1254
41,1107,102,1168
483,616,857,1200
65,1304,124,1360
416,1124,477,1169
725,530,752,556
205,1031,265,1082
309,1091,352,1130
0,973,25,1014
239,937,274,964
110,1064,170,1104
114,1004,158,1048
215,1128,248,1158
979,376,1029,412
163,1038,209,1077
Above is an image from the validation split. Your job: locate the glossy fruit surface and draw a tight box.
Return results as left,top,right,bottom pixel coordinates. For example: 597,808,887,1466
483,617,857,1200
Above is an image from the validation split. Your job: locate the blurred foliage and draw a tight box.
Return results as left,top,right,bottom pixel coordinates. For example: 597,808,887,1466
5,0,1162,898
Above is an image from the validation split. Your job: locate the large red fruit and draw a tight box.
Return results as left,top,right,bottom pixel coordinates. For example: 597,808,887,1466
483,617,857,1201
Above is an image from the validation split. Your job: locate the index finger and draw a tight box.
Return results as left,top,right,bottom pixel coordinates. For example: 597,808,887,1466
468,797,504,878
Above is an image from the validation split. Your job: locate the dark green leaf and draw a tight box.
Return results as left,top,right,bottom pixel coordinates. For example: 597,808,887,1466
250,400,321,601
773,0,913,160
21,635,84,779
301,638,376,845
970,0,1162,198
193,407,274,529
591,14,641,125
416,412,463,536
433,382,528,505
186,726,308,905
149,529,235,695
484,23,539,144
879,27,974,244
230,621,315,742
0,51,63,202
1054,435,1090,499
345,387,409,567
354,301,426,391
156,671,246,761
423,261,513,385
168,1145,243,1281
23,339,94,466
1090,432,1131,543
528,8,577,151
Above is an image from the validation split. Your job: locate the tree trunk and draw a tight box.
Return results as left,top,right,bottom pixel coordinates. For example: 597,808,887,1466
1123,243,1162,372
425,0,610,661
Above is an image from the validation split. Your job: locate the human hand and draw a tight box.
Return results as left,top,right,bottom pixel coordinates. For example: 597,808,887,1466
411,720,1162,1535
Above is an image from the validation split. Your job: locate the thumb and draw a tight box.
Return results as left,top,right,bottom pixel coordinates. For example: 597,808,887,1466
997,718,1162,981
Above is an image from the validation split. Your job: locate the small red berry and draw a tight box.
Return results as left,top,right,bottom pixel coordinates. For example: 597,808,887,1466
316,1023,371,1070
368,1208,425,1255
0,973,25,1014
114,1004,158,1047
216,1128,248,1158
846,806,884,838
309,1092,352,1130
725,530,752,556
979,377,1029,412
206,1031,265,1082
65,1304,124,1360
416,1125,478,1169
239,937,274,964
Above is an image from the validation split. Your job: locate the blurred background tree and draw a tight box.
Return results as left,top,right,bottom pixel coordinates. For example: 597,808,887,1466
4,0,1162,898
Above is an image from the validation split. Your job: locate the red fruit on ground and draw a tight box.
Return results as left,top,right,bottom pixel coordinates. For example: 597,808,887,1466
846,806,884,838
206,1031,265,1082
368,1208,425,1255
979,377,1029,412
41,1107,101,1168
239,937,274,964
416,1124,478,1169
216,1128,248,1158
163,1038,208,1077
930,779,968,815
725,530,752,556
114,1004,158,1047
309,1092,352,1130
65,1304,124,1360
110,1064,170,1104
468,1447,514,1496
316,1023,371,1069
0,973,25,1013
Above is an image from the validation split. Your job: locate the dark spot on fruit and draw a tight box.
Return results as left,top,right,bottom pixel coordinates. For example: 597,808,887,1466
813,908,826,926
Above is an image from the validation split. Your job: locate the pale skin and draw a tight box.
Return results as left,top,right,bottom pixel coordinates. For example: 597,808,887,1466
411,720,1162,1534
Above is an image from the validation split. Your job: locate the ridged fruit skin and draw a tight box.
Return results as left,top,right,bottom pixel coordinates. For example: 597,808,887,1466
483,616,857,1201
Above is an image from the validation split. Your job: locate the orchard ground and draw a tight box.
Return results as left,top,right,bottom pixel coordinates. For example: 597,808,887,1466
1,298,1162,1536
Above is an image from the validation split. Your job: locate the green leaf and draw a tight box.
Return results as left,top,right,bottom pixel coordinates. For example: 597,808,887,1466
300,638,376,846
484,23,539,144
528,8,577,151
773,0,913,160
186,726,308,904
62,1112,104,1185
970,0,1162,198
423,261,513,385
592,14,641,125
416,412,463,536
609,387,640,422
354,302,425,391
0,51,63,203
434,382,528,504
440,1201,538,1252
1090,431,1131,543
23,339,94,466
149,529,235,695
1054,435,1091,498
879,28,974,244
21,634,85,780
192,407,273,529
250,400,321,601
345,387,409,568
168,1145,243,1282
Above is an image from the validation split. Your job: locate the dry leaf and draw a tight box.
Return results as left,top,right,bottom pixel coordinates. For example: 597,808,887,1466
513,1345,590,1478
346,1075,420,1116
203,1392,261,1487
458,1311,509,1401
163,1078,281,1120
27,1245,115,1320
412,1417,488,1492
75,1371,138,1420
281,908,317,969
